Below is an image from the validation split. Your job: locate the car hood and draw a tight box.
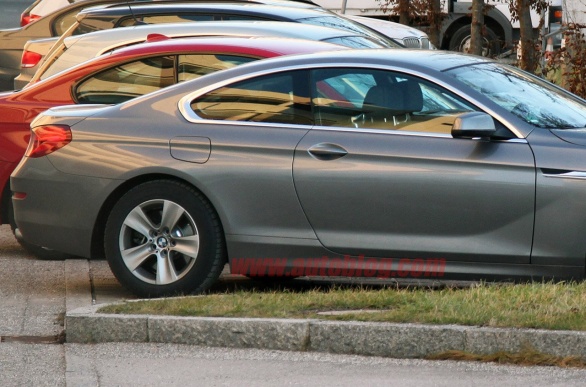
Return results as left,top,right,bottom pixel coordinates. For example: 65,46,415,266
551,129,586,146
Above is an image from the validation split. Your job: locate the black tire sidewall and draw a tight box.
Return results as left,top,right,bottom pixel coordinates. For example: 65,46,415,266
449,25,500,57
105,181,224,298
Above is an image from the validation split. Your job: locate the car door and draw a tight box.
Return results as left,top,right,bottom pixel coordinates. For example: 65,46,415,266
293,68,536,263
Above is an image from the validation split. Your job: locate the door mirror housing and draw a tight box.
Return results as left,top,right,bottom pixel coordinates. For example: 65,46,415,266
451,112,496,139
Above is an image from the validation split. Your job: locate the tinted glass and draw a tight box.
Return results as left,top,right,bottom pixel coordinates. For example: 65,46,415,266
311,68,475,133
118,14,215,27
297,16,399,48
446,63,586,129
178,54,257,82
75,56,174,104
322,36,384,48
52,7,84,35
191,70,313,125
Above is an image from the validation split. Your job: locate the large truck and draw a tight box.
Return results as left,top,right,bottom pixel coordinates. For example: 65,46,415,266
314,0,563,55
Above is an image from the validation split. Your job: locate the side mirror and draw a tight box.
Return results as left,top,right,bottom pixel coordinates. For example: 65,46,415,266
451,112,496,139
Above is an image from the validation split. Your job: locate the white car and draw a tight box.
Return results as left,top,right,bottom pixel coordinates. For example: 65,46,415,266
345,15,434,49
15,20,390,89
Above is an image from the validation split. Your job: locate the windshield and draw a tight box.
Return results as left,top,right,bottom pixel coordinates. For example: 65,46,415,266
297,16,400,48
323,36,385,48
446,63,586,129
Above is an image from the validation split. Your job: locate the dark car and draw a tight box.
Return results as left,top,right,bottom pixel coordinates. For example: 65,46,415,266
12,49,586,297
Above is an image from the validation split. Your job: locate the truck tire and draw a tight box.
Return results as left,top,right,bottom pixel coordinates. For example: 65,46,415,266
449,25,500,57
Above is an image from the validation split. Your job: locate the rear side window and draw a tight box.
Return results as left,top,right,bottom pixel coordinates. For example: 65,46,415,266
178,54,257,82
74,54,262,104
75,56,175,104
190,70,313,125
51,7,84,35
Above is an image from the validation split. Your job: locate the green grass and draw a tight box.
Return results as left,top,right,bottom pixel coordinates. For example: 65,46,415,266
427,346,586,368
98,280,586,331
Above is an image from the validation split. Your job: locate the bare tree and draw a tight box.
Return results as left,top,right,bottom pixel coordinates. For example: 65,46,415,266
378,0,446,48
470,0,485,55
509,0,548,72
517,0,538,71
428,0,442,48
398,0,410,25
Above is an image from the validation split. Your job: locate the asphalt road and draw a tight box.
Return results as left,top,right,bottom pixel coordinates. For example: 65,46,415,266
0,0,33,29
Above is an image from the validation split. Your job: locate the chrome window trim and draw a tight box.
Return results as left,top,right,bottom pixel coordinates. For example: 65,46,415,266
178,61,526,139
310,125,528,143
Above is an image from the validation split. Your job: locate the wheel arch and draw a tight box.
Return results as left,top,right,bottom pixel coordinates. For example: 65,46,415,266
90,173,228,262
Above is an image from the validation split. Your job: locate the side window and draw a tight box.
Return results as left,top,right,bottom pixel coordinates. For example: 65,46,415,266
51,7,83,35
75,56,175,104
118,14,215,27
190,70,313,125
311,68,476,134
178,54,257,82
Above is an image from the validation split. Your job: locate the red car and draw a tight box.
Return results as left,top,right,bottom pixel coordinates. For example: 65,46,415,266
0,35,345,257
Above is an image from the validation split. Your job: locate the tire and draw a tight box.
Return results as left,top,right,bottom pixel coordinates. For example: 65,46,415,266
8,198,69,260
449,25,500,57
104,180,226,298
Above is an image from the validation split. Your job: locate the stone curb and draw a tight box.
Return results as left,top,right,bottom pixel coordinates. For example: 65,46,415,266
65,305,586,359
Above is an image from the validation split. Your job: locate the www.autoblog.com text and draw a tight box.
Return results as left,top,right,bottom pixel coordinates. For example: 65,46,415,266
231,256,446,278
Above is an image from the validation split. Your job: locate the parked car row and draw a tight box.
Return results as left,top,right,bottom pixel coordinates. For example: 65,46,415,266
4,1,586,298
1,0,431,92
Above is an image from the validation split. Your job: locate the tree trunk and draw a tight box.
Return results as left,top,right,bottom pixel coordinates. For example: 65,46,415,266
428,0,442,48
470,0,485,55
398,0,410,25
517,0,537,71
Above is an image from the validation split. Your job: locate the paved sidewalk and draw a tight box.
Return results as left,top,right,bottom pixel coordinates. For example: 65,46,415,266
64,262,586,361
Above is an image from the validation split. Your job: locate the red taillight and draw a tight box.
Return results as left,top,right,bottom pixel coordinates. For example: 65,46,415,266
20,13,41,27
21,50,43,68
26,125,72,158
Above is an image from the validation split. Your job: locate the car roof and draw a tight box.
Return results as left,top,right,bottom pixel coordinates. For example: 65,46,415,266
229,48,493,74
35,36,345,88
36,20,378,84
106,35,347,59
77,2,337,20
72,2,397,46
65,20,378,48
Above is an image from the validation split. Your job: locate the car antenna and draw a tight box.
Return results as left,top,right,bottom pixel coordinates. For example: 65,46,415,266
127,0,147,25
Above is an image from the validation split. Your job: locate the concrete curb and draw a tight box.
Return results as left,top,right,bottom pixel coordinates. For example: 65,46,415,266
65,305,586,359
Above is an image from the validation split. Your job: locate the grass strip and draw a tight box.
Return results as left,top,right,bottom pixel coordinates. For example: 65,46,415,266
98,280,586,331
427,346,586,368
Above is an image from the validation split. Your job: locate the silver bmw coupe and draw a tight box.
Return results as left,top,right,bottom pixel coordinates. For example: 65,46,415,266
12,49,586,297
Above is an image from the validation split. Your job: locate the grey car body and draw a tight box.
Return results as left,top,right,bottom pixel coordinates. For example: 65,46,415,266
0,0,158,91
16,20,388,88
12,49,586,297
